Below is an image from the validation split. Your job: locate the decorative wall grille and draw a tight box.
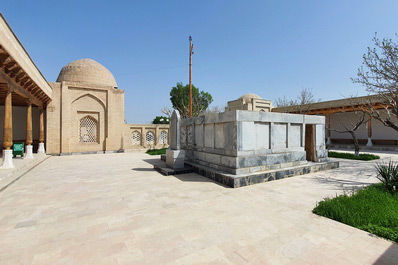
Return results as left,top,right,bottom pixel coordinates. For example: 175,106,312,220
132,131,141,145
159,131,168,144
146,131,155,144
79,116,98,143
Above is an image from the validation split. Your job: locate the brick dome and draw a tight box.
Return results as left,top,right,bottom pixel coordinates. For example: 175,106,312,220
56,58,117,87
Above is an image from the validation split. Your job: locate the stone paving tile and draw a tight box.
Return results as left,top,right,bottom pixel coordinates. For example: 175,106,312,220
0,151,397,264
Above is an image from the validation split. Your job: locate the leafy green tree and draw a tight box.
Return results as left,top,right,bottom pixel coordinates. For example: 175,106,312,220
170,82,213,118
152,116,170,124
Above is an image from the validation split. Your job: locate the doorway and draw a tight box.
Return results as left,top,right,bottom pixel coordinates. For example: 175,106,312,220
305,124,316,162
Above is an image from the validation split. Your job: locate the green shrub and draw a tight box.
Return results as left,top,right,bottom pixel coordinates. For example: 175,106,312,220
328,151,380,161
313,184,398,242
146,148,167,155
375,160,398,195
152,116,170,124
359,224,398,242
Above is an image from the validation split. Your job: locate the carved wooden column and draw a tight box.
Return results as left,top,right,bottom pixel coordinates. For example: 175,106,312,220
25,101,34,159
2,88,14,168
37,106,46,154
3,89,13,149
366,116,373,147
326,113,331,145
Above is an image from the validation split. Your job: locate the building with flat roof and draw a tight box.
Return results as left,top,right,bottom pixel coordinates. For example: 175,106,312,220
272,95,398,147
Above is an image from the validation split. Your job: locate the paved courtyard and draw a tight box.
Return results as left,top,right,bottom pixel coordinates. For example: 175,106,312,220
0,151,397,264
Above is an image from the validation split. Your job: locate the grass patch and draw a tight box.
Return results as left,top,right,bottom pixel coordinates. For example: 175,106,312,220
328,151,380,161
146,148,167,155
313,184,398,242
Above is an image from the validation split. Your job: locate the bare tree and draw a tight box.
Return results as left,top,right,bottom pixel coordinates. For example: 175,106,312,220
204,105,225,115
274,95,296,108
297,88,319,105
274,88,321,113
160,106,173,118
328,109,370,157
352,33,398,132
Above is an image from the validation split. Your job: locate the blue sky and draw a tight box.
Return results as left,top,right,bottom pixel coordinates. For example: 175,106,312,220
3,1,398,123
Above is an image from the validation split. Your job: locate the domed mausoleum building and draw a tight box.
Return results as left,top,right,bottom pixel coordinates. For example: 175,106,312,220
46,59,169,154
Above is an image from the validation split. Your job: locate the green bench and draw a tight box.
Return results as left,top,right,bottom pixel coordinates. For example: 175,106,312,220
13,142,24,157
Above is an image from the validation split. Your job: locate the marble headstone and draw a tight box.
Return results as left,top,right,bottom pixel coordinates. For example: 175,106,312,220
169,110,181,150
166,109,185,169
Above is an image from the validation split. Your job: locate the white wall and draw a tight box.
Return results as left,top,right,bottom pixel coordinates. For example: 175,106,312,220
330,112,367,139
329,111,398,141
371,112,398,140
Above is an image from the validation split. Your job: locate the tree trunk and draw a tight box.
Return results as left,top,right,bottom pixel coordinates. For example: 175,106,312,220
350,131,360,157
385,119,398,132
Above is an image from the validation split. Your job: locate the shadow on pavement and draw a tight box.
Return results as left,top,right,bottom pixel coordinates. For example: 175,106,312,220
313,177,370,191
374,243,398,264
143,158,163,166
131,168,155,172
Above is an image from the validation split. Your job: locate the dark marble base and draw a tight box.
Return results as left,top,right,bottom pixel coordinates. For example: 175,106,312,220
186,160,339,188
154,162,193,176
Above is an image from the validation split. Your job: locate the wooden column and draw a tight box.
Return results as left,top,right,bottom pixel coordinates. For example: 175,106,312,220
326,113,331,145
3,89,13,150
367,118,372,138
366,116,373,146
26,102,33,145
39,106,44,143
326,114,331,138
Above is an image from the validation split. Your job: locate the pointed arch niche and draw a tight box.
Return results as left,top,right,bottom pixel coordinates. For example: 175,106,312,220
70,93,106,152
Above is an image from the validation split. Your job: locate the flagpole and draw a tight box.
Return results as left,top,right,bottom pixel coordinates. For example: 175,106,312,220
189,36,193,118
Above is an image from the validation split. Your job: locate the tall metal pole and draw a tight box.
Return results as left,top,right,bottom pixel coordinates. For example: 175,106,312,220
189,36,193,118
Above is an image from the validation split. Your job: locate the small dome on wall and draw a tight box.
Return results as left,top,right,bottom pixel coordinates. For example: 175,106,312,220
238,93,262,104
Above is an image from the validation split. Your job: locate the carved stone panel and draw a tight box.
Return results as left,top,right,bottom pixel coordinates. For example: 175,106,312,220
170,110,181,150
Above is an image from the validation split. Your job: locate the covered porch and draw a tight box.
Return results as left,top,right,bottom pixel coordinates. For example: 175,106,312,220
0,13,52,169
272,96,395,149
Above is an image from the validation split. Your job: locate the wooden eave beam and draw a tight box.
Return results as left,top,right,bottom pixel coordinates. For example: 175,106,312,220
293,103,390,116
0,54,9,65
24,80,33,90
9,66,22,78
4,60,17,70
26,84,36,93
33,88,43,97
37,93,44,100
15,72,26,82
32,89,41,97
30,85,39,94
20,76,29,85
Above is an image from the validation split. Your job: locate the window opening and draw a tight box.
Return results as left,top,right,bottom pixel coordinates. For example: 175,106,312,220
79,116,98,143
